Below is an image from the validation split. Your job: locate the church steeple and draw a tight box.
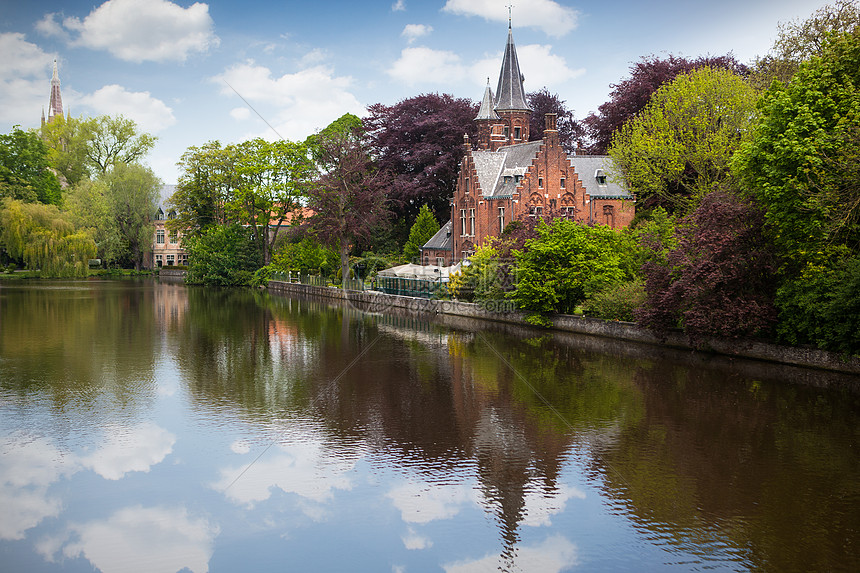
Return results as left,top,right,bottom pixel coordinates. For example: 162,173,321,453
47,59,64,124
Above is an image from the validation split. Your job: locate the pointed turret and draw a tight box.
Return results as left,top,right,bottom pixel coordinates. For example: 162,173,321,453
475,82,499,121
494,25,530,113
47,59,64,123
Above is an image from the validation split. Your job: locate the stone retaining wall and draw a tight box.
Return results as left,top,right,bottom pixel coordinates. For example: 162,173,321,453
266,281,860,375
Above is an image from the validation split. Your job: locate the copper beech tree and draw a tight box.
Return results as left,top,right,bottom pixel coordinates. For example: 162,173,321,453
306,116,389,286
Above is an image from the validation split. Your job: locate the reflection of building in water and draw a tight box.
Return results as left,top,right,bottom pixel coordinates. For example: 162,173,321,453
153,282,188,332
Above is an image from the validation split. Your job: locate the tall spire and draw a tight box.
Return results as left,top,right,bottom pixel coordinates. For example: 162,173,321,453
47,59,64,122
494,23,530,112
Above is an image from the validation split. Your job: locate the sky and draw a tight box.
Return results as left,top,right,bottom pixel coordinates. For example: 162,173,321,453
0,0,833,184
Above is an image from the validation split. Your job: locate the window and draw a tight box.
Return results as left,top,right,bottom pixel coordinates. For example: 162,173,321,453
514,126,521,140
166,254,175,266
168,230,177,244
603,205,615,227
529,205,543,218
460,209,467,235
514,175,521,183
437,257,445,267
596,169,607,185
560,177,566,189
155,254,163,267
503,126,509,139
465,177,470,193
469,208,475,236
498,207,505,233
156,229,165,244
180,254,188,265
538,177,543,188
561,206,576,217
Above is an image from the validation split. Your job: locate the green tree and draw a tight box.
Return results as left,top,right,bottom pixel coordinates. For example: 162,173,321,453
751,0,860,88
734,29,860,353
228,138,313,265
0,127,62,205
183,223,262,286
270,234,338,276
41,115,156,180
511,219,636,326
39,115,90,186
63,178,124,266
170,141,239,234
102,163,160,270
0,198,96,277
609,67,758,214
403,204,439,262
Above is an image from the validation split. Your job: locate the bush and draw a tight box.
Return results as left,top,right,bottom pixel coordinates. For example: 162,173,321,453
183,224,262,287
583,280,646,321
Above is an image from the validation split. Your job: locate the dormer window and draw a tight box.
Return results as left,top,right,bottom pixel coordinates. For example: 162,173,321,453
514,175,522,183
595,169,607,185
514,126,521,140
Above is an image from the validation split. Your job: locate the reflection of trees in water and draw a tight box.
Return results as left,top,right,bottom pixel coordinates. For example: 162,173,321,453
0,280,158,422
593,362,860,571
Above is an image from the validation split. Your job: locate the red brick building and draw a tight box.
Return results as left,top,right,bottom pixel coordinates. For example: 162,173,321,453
422,26,635,265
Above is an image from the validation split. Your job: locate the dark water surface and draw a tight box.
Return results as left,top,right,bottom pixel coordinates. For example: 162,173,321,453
0,279,857,572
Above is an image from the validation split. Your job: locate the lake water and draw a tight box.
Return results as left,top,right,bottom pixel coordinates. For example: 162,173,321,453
0,279,858,572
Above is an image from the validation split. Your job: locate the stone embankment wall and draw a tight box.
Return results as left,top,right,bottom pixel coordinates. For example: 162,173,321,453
158,269,187,278
266,281,860,375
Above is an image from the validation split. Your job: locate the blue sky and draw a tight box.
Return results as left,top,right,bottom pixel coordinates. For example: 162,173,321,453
0,0,832,183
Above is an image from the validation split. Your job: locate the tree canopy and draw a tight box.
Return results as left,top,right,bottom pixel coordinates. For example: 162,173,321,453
0,127,62,205
584,54,750,155
403,204,440,262
306,116,389,285
609,66,758,214
526,88,584,153
365,93,477,236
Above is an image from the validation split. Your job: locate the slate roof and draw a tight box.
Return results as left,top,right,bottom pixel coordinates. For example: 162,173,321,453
421,221,453,251
475,84,500,120
570,156,634,199
472,141,542,199
494,27,531,112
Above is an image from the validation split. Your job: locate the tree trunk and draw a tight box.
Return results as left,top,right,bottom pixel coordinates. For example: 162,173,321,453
340,241,349,289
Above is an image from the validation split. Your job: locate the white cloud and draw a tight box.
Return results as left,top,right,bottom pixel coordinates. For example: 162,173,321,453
387,47,468,86
35,13,70,41
470,44,585,92
213,60,365,141
522,484,586,527
392,0,406,12
402,24,433,44
402,527,433,550
230,107,251,121
442,0,579,37
60,0,219,62
60,505,219,573
79,422,176,480
0,436,75,540
0,33,56,128
212,440,357,509
444,535,579,573
386,480,476,524
78,85,176,133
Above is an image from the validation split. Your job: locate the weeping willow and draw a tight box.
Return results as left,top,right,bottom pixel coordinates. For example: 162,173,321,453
0,198,96,277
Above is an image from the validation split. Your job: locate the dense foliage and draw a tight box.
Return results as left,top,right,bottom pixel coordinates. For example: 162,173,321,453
403,204,439,262
584,54,750,154
636,189,778,343
0,198,96,277
365,93,477,238
0,127,61,205
526,88,584,153
183,223,262,286
609,67,758,214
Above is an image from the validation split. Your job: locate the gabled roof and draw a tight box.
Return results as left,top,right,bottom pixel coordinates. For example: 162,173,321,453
475,84,500,120
421,220,452,251
472,141,543,199
494,26,531,113
569,155,634,199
